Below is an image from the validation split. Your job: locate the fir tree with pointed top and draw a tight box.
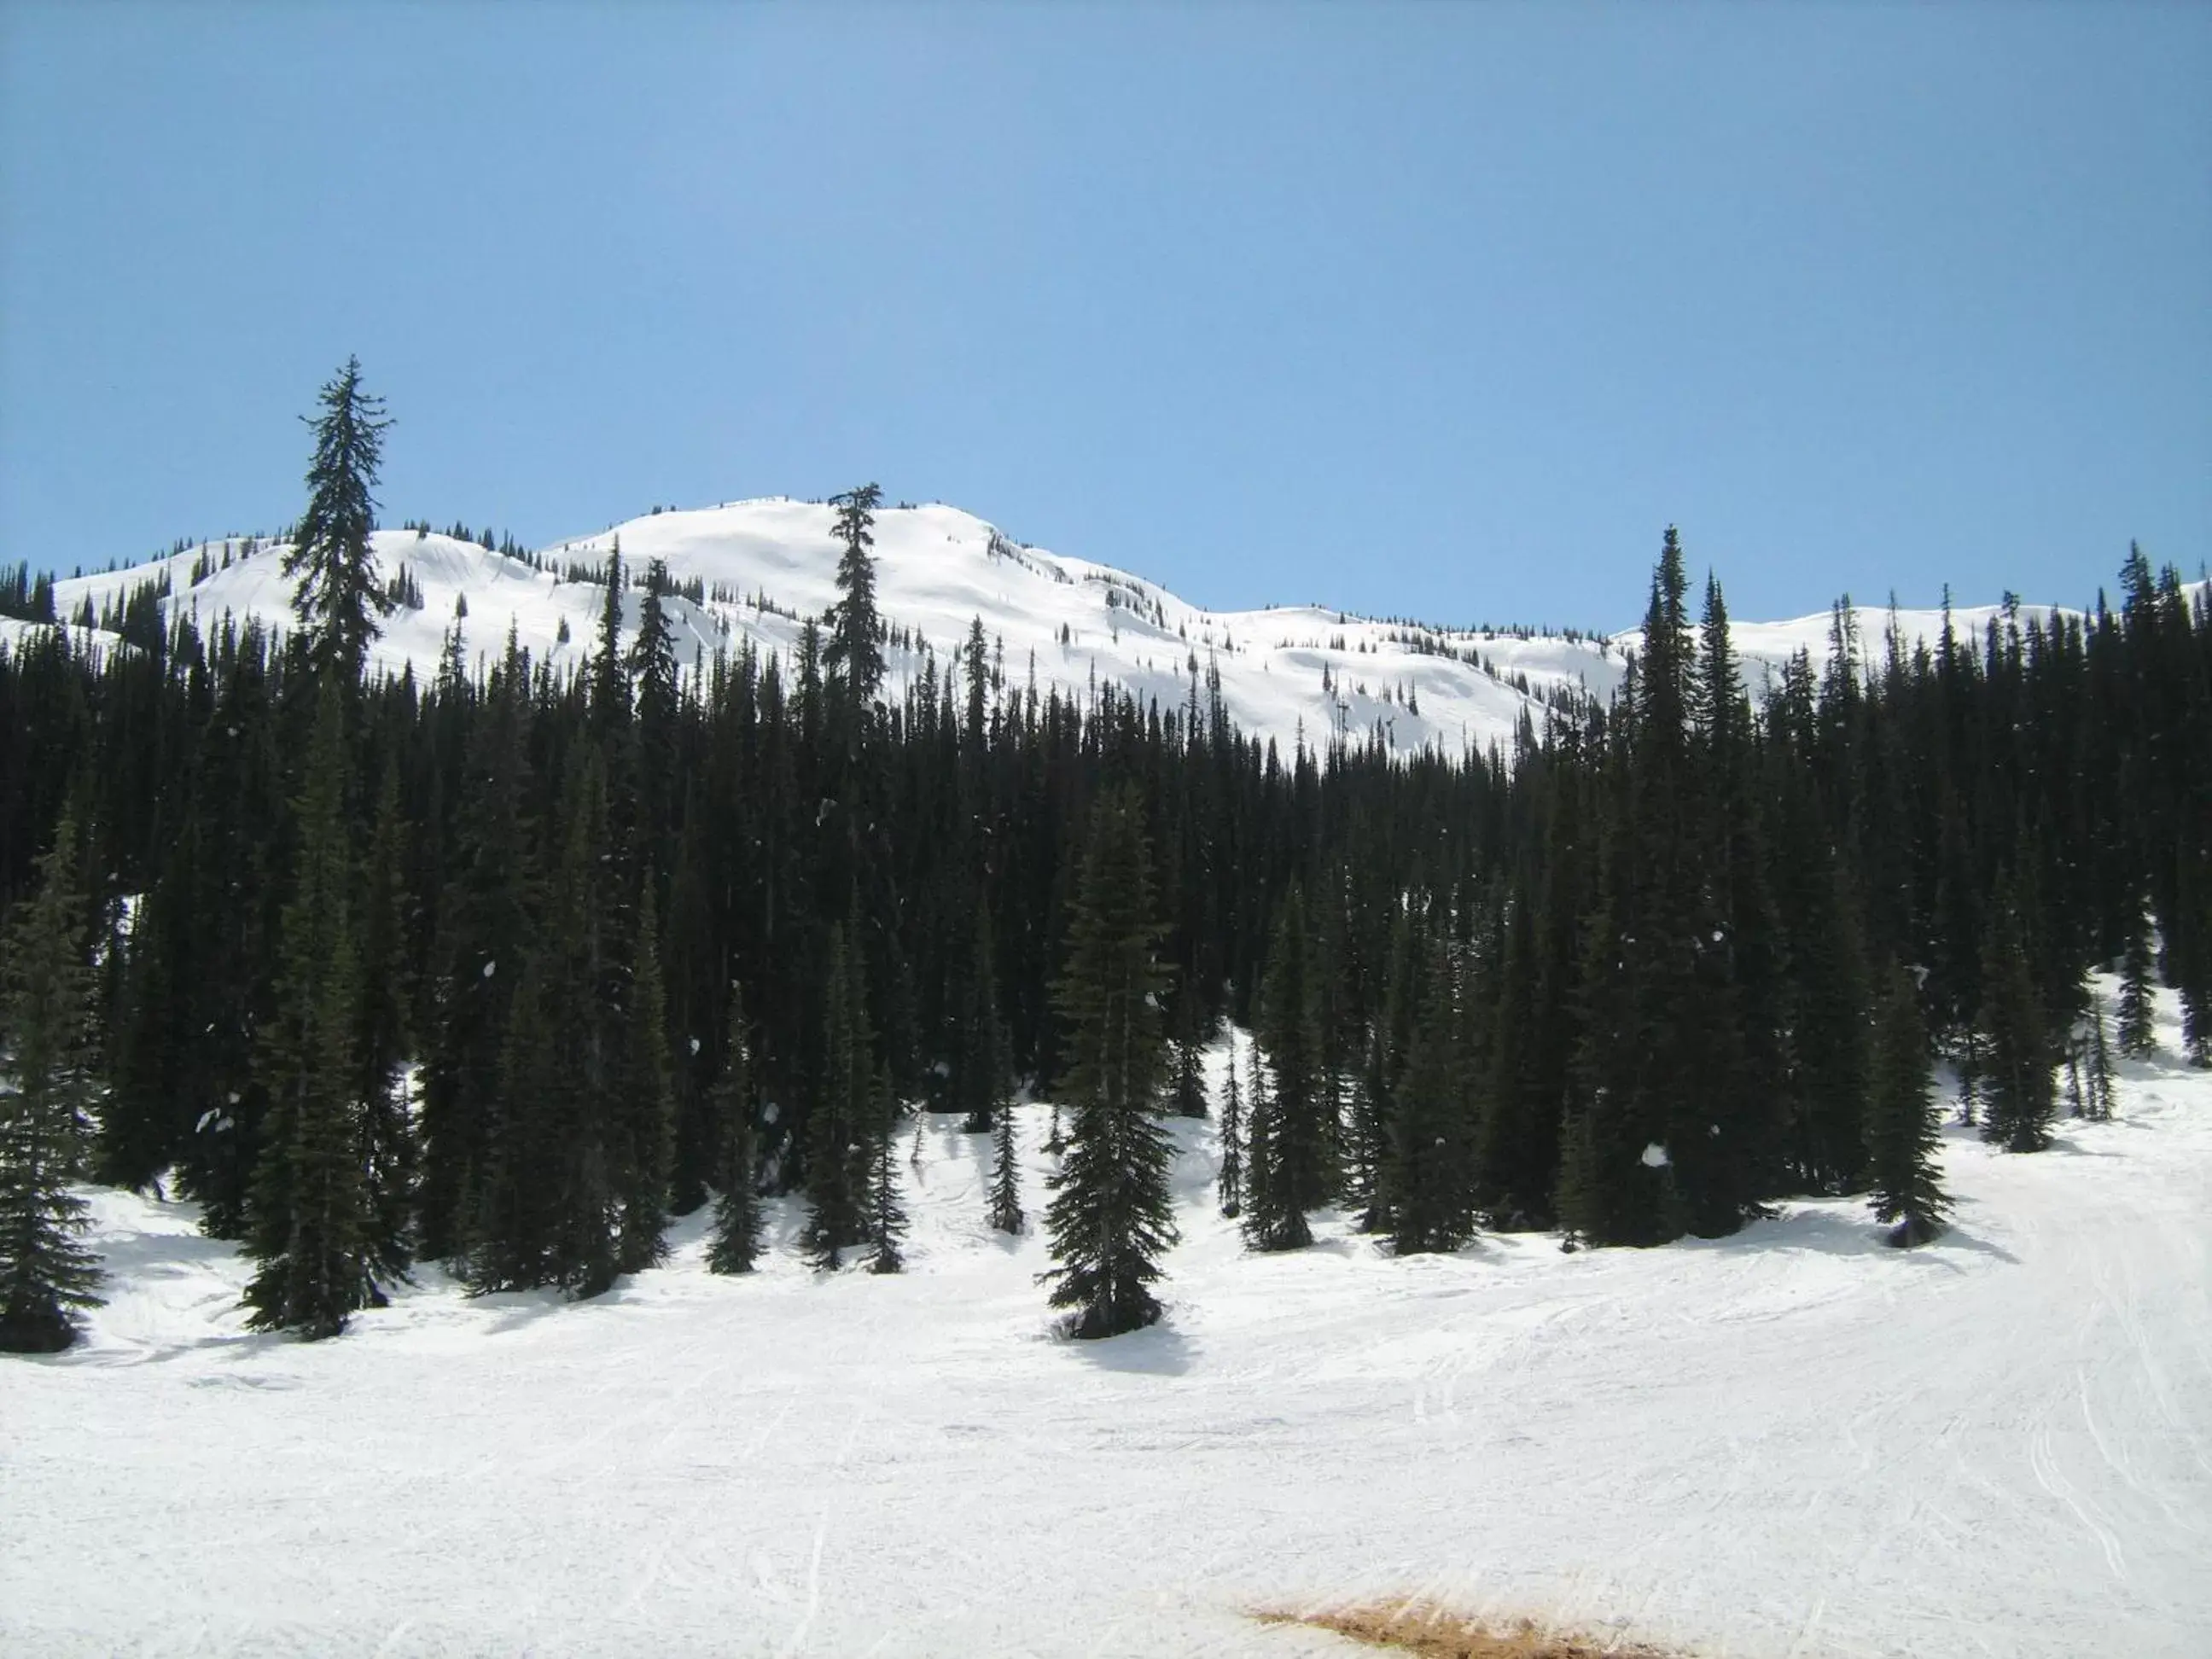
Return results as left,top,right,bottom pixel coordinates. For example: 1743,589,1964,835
1865,963,1949,1247
282,357,393,688
1217,1053,1245,1220
706,982,761,1274
630,557,680,874
1042,789,1178,1338
987,1061,1024,1236
864,1063,908,1274
2116,912,2157,1057
591,544,632,736
0,816,106,1353
824,483,885,705
1212,1057,1247,1230
2082,995,2117,1124
1244,882,1332,1251
1167,990,1211,1118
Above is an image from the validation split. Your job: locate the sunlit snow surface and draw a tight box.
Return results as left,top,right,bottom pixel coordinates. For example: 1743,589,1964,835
29,500,2208,766
42,500,1623,760
5,990,2211,1657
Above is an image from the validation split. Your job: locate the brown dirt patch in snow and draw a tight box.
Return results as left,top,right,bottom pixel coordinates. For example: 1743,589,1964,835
1255,1604,1688,1658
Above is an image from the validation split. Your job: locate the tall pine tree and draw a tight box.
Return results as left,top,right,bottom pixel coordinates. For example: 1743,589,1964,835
0,817,106,1352
614,879,675,1273
1043,789,1178,1338
1864,963,1949,1246
801,923,873,1268
282,357,393,687
242,689,377,1338
824,483,886,705
2116,910,2157,1057
1978,882,2056,1153
706,982,762,1274
1244,882,1333,1251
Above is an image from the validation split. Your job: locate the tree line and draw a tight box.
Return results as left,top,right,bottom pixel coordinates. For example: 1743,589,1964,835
3,360,2207,1351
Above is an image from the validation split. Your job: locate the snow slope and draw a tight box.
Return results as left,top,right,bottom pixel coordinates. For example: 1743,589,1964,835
5,981,2209,1657
27,502,2193,760
42,502,1621,760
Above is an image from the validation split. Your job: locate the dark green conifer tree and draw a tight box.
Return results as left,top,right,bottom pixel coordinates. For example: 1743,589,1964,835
1569,529,1750,1245
2178,852,2212,1068
801,924,872,1268
824,484,885,704
1692,572,1786,1218
468,952,579,1293
614,880,675,1273
1978,884,2056,1153
1244,882,1332,1250
1388,933,1476,1254
0,818,106,1353
2116,911,2157,1057
417,661,532,1261
1552,1094,1604,1252
2082,995,2117,1123
706,982,761,1274
469,746,620,1297
1216,1053,1245,1220
355,751,416,1284
1476,886,1549,1228
590,544,632,735
1787,860,1873,1192
987,1062,1024,1237
864,1063,907,1274
629,558,680,877
1864,963,1949,1246
282,357,393,687
955,900,1010,1133
1167,990,1211,1118
242,690,376,1337
1042,789,1178,1338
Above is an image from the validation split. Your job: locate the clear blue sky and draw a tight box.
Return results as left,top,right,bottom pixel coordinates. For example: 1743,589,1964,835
3,2,2205,627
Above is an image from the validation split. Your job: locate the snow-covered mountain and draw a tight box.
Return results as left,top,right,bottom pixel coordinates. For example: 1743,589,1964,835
28,498,2116,756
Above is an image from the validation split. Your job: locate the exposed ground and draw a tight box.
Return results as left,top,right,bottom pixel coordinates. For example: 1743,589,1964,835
1260,1604,1685,1656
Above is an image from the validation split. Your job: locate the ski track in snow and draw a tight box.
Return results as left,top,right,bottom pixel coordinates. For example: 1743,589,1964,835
4,990,2211,1656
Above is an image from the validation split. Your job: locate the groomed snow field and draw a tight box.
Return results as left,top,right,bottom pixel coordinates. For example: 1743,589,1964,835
4,982,2209,1657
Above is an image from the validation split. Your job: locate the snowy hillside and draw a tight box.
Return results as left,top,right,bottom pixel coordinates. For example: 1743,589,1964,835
5,978,2209,1658
27,500,2188,759
32,500,2163,762
42,500,1607,760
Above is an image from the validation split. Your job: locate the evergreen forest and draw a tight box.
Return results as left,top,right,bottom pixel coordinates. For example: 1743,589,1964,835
4,364,2209,1349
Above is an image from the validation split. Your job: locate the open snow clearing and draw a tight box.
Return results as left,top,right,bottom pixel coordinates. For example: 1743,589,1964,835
4,1005,2209,1658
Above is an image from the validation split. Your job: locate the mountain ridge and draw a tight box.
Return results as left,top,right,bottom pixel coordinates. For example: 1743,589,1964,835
11,497,2141,758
